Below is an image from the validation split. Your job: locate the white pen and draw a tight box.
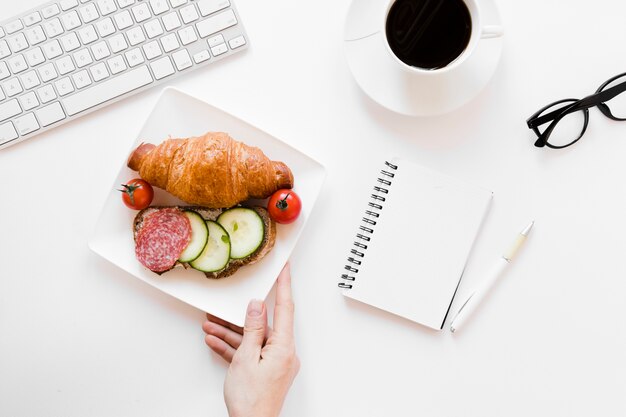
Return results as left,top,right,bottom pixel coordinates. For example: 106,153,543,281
450,221,534,333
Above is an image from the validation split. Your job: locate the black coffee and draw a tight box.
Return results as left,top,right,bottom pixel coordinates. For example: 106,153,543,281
386,0,472,70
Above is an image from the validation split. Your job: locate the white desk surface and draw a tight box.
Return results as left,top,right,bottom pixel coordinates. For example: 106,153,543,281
2,0,625,416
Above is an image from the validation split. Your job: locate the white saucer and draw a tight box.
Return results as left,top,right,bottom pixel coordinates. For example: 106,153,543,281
344,0,504,117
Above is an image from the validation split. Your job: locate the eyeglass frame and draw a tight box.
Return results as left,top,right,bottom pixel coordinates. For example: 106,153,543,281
526,72,626,149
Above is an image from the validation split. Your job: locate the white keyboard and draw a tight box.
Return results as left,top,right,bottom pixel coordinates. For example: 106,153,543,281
0,0,248,150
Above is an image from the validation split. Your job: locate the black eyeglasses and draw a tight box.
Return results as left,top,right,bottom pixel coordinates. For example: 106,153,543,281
527,72,626,149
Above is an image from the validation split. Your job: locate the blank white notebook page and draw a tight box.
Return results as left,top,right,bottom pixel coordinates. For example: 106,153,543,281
342,157,493,330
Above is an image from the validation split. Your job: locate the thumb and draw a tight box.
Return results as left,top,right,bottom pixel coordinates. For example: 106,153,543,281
237,299,267,360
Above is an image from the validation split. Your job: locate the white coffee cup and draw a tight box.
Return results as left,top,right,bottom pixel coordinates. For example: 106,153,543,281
383,0,503,74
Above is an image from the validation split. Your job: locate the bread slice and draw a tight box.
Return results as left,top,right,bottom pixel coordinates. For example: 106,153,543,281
133,205,276,279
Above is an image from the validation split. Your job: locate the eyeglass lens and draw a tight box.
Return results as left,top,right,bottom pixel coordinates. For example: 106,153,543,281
535,99,587,148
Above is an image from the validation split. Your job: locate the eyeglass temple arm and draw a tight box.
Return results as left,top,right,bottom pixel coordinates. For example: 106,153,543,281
527,82,626,129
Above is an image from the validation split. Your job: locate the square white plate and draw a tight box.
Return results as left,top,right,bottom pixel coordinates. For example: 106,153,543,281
89,87,326,326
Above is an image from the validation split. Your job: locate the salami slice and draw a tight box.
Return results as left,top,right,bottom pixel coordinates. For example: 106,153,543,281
135,209,192,273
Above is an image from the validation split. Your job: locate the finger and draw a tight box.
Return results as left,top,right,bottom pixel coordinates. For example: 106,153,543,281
202,320,244,350
205,313,243,335
273,262,295,338
235,299,267,361
205,334,236,363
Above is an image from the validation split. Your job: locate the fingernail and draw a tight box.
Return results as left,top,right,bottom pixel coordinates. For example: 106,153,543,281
247,299,263,317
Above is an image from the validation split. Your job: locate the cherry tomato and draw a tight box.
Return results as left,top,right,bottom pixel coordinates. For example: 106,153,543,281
119,179,154,210
268,189,302,224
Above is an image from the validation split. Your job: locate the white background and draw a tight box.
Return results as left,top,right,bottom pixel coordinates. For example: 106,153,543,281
2,0,626,416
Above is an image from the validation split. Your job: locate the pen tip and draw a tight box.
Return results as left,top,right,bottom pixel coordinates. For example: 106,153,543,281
521,221,534,236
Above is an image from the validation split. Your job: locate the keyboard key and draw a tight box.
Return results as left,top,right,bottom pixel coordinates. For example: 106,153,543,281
228,34,246,49
42,40,63,59
125,48,145,67
162,12,182,31
197,0,230,17
207,34,224,48
61,11,82,31
8,33,29,53
0,121,18,145
38,63,58,82
78,25,98,44
0,88,4,101
35,102,66,126
60,0,80,11
97,0,118,15
90,62,109,81
170,0,187,7
60,32,81,52
177,26,197,45
62,65,153,115
5,20,24,35
211,43,227,56
132,3,151,23
107,55,127,74
79,3,100,23
72,70,92,88
114,10,134,30
0,40,10,58
8,55,28,74
2,78,23,97
149,56,174,79
143,41,162,59
144,19,164,39
42,4,61,18
126,27,146,46
180,5,199,24
193,49,210,64
74,49,94,68
14,112,40,135
108,33,128,53
96,17,116,37
150,0,170,15
196,9,236,38
20,70,41,89
37,84,57,103
172,49,191,70
160,33,179,52
19,91,40,110
0,62,10,80
56,56,76,75
25,26,46,46
25,47,45,67
43,18,64,38
117,0,136,8
54,77,75,96
0,99,22,122
91,41,111,60
0,28,4,38
24,12,43,26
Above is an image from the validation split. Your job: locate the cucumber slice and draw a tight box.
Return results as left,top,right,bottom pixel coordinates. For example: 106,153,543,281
217,208,264,259
178,211,209,263
190,221,231,272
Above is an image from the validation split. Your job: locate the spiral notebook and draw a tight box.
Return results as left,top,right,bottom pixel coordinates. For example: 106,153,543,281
339,157,493,330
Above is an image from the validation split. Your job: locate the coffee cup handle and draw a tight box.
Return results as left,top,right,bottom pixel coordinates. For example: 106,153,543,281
481,25,503,39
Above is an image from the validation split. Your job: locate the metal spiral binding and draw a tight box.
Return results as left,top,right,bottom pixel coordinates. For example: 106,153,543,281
339,160,398,289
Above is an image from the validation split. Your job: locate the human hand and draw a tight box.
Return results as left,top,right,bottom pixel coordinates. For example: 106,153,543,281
202,263,300,417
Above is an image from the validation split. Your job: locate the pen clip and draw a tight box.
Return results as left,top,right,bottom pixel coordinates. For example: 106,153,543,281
454,291,475,318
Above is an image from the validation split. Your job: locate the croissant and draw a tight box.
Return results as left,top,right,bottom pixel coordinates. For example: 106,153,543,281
127,132,294,208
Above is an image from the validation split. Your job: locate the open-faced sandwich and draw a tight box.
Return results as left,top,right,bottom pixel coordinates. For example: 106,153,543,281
133,206,275,278
122,131,299,278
